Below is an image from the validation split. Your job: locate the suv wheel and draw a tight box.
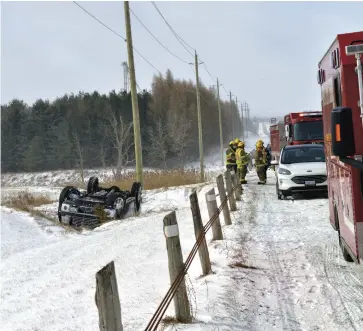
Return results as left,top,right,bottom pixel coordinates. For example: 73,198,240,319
276,182,283,200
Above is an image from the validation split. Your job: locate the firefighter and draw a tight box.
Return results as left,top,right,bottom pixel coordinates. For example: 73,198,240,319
226,141,237,173
236,141,249,184
255,140,267,184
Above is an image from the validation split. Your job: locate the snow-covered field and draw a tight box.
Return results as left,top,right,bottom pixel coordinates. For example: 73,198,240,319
2,122,362,330
2,167,363,331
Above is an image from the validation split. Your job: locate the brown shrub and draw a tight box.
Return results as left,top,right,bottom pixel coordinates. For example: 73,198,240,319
107,168,203,190
4,191,53,212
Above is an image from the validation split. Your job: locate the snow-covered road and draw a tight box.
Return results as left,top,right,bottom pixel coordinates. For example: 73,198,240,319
176,171,363,331
1,170,363,331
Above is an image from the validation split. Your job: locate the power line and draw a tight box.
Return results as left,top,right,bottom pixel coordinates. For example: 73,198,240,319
73,1,234,103
150,1,195,56
73,1,126,41
129,7,191,65
73,1,163,76
149,2,226,91
202,63,217,83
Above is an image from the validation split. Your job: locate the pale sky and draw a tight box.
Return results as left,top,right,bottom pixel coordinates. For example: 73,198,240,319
1,1,362,116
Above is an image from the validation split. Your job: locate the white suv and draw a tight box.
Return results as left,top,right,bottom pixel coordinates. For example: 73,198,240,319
272,144,327,199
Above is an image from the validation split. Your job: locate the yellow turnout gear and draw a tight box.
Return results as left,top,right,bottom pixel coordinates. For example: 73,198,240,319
236,144,249,184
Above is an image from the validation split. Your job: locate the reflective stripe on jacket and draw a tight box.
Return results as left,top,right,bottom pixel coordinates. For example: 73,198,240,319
236,148,249,168
254,148,267,167
226,147,236,165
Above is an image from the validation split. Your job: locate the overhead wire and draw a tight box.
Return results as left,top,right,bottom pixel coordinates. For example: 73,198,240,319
150,1,234,96
73,1,236,104
129,7,191,65
73,1,163,77
150,1,195,56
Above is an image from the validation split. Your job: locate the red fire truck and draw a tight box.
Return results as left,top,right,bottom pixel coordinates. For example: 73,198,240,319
318,31,363,263
269,111,324,162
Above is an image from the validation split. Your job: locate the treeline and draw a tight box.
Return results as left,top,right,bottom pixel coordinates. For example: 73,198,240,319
1,69,255,175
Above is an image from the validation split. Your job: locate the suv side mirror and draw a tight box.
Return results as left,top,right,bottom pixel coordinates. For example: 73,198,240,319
271,160,279,165
331,107,355,157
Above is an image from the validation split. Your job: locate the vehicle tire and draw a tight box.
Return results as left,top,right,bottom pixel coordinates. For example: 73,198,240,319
335,207,354,262
58,186,80,222
338,231,354,262
131,182,142,212
276,182,282,200
87,176,99,194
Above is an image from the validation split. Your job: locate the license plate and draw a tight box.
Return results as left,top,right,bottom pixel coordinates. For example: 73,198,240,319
305,180,316,186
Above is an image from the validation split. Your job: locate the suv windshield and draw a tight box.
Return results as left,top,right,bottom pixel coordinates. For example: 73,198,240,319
293,121,323,141
281,147,325,164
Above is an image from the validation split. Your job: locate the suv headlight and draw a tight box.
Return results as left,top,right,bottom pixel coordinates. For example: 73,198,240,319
278,167,292,175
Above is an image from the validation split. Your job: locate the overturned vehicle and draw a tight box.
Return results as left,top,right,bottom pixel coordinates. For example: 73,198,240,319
58,177,142,228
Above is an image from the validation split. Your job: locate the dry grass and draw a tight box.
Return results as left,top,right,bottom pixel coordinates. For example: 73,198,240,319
4,191,53,212
107,168,203,190
3,191,80,232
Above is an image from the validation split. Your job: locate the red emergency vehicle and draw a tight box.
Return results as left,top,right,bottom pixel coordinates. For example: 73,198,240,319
284,111,324,145
269,111,324,161
318,31,363,263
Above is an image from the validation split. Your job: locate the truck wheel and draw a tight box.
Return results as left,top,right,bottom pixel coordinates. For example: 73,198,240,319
87,177,99,194
131,182,142,212
338,231,354,262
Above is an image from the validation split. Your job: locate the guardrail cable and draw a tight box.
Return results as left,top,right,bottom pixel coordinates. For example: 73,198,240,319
144,182,240,331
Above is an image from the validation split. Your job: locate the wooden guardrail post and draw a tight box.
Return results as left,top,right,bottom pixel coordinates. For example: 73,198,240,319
216,174,232,225
95,261,123,331
190,191,212,275
225,171,237,211
205,188,223,240
231,172,242,201
163,211,192,322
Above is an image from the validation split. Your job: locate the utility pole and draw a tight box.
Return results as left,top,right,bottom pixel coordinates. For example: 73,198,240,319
195,51,204,182
124,1,143,185
217,78,223,167
241,102,246,140
229,91,234,139
245,103,249,138
235,96,240,139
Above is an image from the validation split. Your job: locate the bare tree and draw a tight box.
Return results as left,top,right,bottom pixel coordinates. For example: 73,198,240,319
147,117,169,168
99,125,107,169
104,110,134,180
167,114,192,168
72,130,85,184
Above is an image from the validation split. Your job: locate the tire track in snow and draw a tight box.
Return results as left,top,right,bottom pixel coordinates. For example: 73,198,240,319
262,189,303,331
322,238,363,330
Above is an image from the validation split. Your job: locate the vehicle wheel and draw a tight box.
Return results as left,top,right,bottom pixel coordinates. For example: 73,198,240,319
131,182,142,212
87,177,99,194
338,231,354,262
276,182,282,200
58,186,80,222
